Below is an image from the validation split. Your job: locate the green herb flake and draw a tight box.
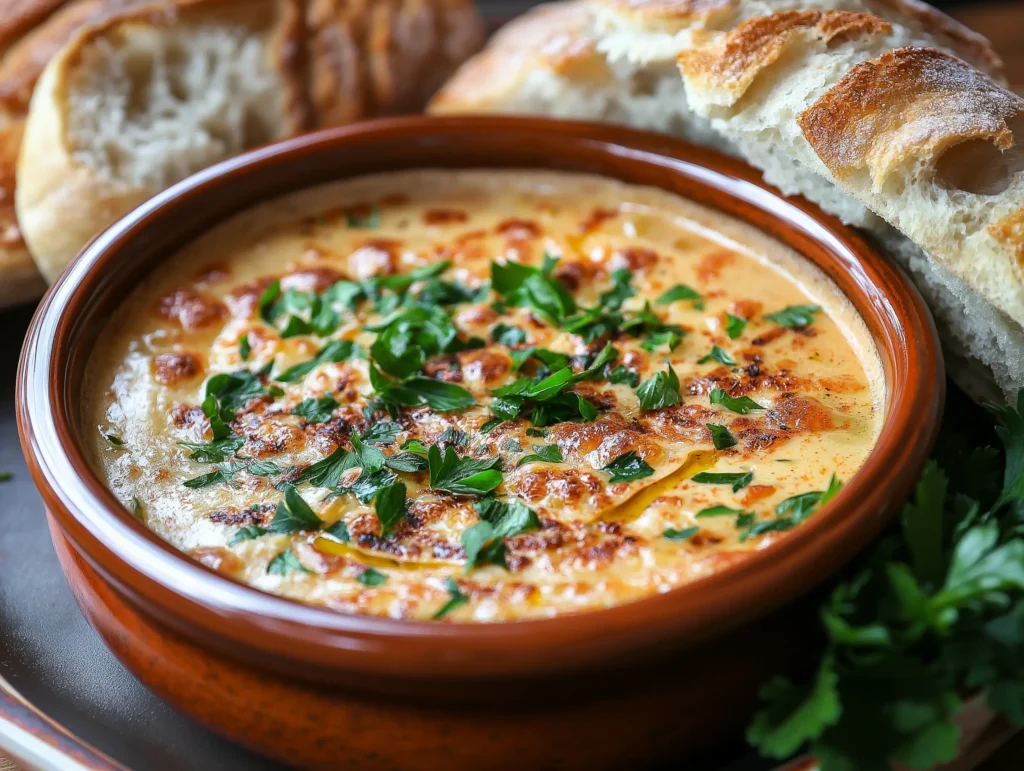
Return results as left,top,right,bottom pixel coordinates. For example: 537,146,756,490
291,395,339,424
229,525,268,546
706,423,738,450
104,433,124,446
427,445,503,496
432,577,469,620
696,505,748,517
725,313,748,340
765,305,820,328
462,497,542,571
345,204,380,228
663,526,700,541
516,444,563,467
239,334,251,361
374,482,407,535
268,486,322,533
635,362,681,411
492,323,528,347
699,346,736,367
324,521,350,542
357,567,388,586
656,284,703,306
692,471,753,492
267,549,310,576
602,451,655,484
710,388,764,415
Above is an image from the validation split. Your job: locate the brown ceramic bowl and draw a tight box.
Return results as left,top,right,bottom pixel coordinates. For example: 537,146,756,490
18,116,943,770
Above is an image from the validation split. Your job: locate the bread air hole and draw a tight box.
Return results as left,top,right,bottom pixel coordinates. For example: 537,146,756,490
935,117,1024,196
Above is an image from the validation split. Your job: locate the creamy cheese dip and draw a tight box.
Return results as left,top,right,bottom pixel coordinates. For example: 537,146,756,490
84,169,885,622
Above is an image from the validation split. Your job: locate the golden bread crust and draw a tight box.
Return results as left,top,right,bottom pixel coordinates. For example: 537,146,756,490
593,0,735,30
678,10,892,107
307,0,483,126
0,0,67,55
990,210,1024,270
430,1,604,113
798,46,1024,187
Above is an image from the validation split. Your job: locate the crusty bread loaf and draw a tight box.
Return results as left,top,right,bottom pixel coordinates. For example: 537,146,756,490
15,0,483,285
431,0,1024,402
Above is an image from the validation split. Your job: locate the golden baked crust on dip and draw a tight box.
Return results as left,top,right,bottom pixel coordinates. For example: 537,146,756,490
84,169,885,622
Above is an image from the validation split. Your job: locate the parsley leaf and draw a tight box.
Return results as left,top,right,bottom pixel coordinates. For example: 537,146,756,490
432,577,468,619
699,346,736,367
291,395,338,424
603,451,654,483
178,436,246,463
636,362,681,411
656,284,703,306
725,313,747,340
427,446,503,496
491,255,577,326
361,422,400,445
374,482,407,535
516,444,563,467
324,521,350,542
492,324,527,347
268,486,322,533
710,388,764,414
294,445,359,488
276,340,360,383
182,460,280,489
462,497,541,571
607,364,640,387
599,269,636,311
357,567,388,586
692,471,752,492
267,549,310,575
239,334,251,361
105,433,124,446
664,526,699,541
707,423,738,450
765,305,820,328
344,204,380,228
229,525,268,546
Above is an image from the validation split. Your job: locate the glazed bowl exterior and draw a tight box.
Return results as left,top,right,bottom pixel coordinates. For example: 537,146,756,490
18,116,944,769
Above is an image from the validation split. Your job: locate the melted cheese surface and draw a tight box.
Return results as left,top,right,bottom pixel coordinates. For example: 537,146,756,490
84,170,885,622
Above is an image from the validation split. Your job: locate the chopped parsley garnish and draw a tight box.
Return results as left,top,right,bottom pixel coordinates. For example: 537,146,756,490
268,486,322,533
765,304,820,328
479,418,503,434
699,346,736,367
663,526,699,541
635,361,681,411
275,340,360,383
492,323,527,346
509,347,569,374
294,445,359,488
104,433,124,446
239,334,251,361
384,452,429,473
357,567,388,586
606,364,640,387
361,421,400,445
696,505,749,517
461,497,541,570
656,284,703,306
516,444,563,467
374,482,407,535
291,395,338,424
599,269,636,311
178,435,246,463
692,471,752,492
0,471,10,482
710,388,764,414
491,254,576,326
324,521,350,542
369,305,463,379
427,445,503,496
432,577,468,620
204,363,282,423
439,427,469,447
707,423,738,450
370,364,476,413
229,525,268,546
267,549,310,576
129,497,145,521
183,460,280,489
487,343,614,427
602,451,654,484
344,204,380,228
725,313,747,340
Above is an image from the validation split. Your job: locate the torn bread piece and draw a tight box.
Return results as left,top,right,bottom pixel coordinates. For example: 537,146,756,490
431,0,1024,401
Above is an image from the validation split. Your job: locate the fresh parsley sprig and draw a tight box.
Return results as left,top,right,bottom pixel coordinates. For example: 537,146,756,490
747,391,1024,771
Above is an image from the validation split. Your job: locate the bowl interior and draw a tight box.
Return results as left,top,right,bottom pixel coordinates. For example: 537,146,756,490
18,116,943,683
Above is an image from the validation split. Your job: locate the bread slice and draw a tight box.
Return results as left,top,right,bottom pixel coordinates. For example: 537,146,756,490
431,0,1024,402
15,0,483,286
0,0,148,307
16,0,307,284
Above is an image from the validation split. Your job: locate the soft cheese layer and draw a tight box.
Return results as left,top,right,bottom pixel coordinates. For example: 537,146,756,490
84,169,884,622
